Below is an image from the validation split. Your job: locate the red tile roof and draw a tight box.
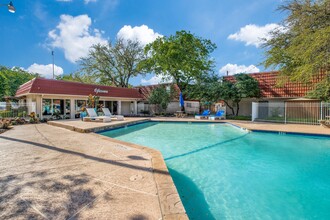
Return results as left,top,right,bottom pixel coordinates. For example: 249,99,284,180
224,71,324,98
16,78,142,99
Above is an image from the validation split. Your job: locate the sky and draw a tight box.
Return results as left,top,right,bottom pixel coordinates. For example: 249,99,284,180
0,0,286,86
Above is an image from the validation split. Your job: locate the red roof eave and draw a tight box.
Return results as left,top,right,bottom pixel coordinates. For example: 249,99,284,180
15,78,142,99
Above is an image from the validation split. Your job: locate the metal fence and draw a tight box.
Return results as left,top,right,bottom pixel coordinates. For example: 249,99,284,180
0,102,34,119
252,101,330,125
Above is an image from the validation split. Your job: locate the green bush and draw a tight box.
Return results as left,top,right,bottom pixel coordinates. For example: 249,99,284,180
226,115,251,121
0,110,13,118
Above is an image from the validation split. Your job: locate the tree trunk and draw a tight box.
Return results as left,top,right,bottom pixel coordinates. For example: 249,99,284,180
223,100,235,115
235,102,240,116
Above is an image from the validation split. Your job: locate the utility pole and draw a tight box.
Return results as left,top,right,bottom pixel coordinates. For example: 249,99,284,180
52,51,55,79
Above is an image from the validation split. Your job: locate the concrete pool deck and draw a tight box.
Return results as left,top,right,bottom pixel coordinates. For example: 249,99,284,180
1,118,330,219
0,123,187,219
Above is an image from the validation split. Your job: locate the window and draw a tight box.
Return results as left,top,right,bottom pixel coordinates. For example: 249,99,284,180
53,99,65,115
65,100,70,115
42,99,52,115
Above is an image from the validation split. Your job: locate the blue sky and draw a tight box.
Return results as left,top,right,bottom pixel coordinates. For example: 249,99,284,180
0,0,285,86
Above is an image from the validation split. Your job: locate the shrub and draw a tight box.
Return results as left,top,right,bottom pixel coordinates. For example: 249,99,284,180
0,119,11,129
13,117,26,125
29,112,39,124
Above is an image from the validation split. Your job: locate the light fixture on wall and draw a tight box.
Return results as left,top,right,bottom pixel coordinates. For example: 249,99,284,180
0,1,15,13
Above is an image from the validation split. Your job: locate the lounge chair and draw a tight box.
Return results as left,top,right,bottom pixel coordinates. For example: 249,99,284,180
83,108,111,123
195,110,211,119
102,108,125,121
209,110,225,120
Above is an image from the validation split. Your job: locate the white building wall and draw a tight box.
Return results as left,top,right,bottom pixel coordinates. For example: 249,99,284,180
166,102,180,113
121,101,131,115
137,102,145,113
225,99,256,116
226,98,293,116
184,101,200,114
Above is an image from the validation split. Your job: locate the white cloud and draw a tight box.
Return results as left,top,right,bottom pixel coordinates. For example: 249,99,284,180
84,0,97,3
141,74,172,85
219,63,260,76
27,63,64,78
228,23,285,47
48,14,107,63
117,25,162,46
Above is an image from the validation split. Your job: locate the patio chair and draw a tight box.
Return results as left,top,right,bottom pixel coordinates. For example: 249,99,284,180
83,108,111,123
209,110,225,120
195,110,211,120
102,108,125,121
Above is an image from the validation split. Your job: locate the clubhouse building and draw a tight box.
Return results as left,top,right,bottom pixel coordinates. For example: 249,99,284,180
15,78,143,119
15,78,200,119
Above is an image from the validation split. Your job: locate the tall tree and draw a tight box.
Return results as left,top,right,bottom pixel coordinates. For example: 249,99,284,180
0,66,36,101
186,73,260,115
148,85,174,114
140,30,216,110
0,72,9,101
79,38,146,87
263,0,330,99
185,74,220,107
56,72,93,84
220,74,260,116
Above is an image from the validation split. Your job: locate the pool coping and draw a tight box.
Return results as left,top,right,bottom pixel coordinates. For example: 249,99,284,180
247,129,330,137
48,118,150,133
48,118,330,137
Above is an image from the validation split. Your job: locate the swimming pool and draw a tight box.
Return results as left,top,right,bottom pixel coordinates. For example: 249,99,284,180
100,122,330,219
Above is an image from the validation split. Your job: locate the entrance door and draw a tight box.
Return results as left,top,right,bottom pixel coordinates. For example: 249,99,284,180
112,101,118,114
104,101,118,114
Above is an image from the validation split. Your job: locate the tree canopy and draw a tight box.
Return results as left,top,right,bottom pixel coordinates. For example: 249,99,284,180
140,30,216,95
263,0,330,99
148,85,175,114
79,38,146,87
56,72,92,84
187,73,260,115
221,74,260,116
0,66,37,101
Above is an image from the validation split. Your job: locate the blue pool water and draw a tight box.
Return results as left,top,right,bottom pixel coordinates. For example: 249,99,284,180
100,122,330,219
